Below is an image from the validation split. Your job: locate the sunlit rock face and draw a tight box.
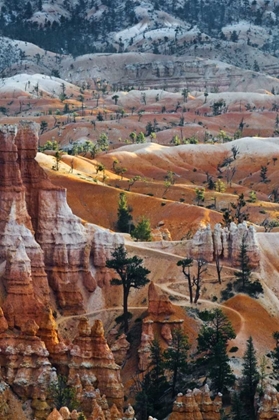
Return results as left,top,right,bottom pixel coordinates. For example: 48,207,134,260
188,222,260,267
0,122,125,417
0,121,123,315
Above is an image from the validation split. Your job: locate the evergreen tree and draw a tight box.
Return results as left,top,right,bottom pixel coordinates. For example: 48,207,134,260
198,309,236,354
136,338,169,419
163,328,190,397
231,193,249,223
197,309,235,392
106,244,150,333
131,217,152,242
209,339,235,392
231,392,250,420
241,336,259,419
48,375,78,411
117,192,133,233
234,236,252,291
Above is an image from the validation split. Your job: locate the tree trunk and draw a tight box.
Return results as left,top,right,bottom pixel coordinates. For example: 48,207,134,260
123,287,129,334
194,283,201,304
188,277,193,304
172,366,178,398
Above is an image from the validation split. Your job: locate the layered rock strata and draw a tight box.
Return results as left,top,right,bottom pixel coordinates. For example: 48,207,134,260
188,222,260,267
68,318,124,410
0,122,125,417
0,313,124,418
0,122,123,315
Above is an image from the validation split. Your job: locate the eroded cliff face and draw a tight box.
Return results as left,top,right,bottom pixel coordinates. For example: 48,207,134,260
0,122,125,418
188,222,260,268
0,121,124,313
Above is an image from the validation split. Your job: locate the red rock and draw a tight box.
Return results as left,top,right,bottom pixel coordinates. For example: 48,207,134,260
2,239,45,329
47,408,64,420
110,334,130,366
68,319,124,411
169,387,222,420
0,307,8,333
148,281,175,316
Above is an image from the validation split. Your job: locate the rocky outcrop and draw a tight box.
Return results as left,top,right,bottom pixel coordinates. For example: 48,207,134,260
151,227,172,241
0,122,126,417
92,229,124,288
2,239,45,330
138,282,183,371
169,386,222,420
257,386,279,420
0,324,54,416
188,222,260,268
0,122,124,316
147,281,175,317
110,333,130,366
0,381,11,419
68,318,124,410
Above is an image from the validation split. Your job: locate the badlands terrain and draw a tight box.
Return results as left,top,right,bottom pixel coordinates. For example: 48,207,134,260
1,71,279,419
2,0,279,418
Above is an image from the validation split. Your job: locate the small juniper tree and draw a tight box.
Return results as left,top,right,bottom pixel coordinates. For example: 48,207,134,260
260,166,268,183
195,188,205,206
49,375,78,411
131,217,152,242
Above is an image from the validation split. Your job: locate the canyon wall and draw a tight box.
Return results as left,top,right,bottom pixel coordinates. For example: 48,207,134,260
0,122,124,418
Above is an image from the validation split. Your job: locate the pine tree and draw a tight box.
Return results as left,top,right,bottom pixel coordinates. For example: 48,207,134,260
106,245,150,333
131,217,152,242
231,392,250,420
198,309,236,354
136,339,169,420
117,192,133,233
234,236,252,291
197,309,235,393
241,336,259,419
209,339,235,393
163,328,189,397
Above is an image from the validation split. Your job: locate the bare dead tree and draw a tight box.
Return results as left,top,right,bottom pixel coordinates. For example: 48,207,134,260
215,254,223,284
177,258,194,303
177,258,207,304
225,166,236,186
193,259,207,303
